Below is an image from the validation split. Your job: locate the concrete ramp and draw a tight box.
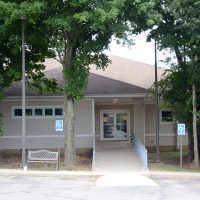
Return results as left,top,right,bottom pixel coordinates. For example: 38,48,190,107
94,141,146,174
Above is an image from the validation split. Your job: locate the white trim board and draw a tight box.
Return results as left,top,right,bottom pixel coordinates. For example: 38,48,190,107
1,134,93,139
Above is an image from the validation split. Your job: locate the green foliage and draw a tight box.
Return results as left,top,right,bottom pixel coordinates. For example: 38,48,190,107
0,0,158,165
149,0,200,123
64,61,89,100
149,0,200,162
0,0,59,93
39,0,157,100
0,0,158,100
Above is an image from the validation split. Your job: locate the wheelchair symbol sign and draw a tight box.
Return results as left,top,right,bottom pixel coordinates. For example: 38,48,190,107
177,123,185,135
55,120,64,132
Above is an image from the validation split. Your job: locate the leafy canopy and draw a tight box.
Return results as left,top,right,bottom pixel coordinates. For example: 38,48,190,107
149,0,200,126
39,0,158,99
0,0,59,95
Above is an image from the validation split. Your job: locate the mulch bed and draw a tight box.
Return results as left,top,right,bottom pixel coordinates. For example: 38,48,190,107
0,151,92,170
148,150,199,171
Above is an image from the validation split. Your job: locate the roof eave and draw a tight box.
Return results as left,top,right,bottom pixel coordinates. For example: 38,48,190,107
4,92,148,100
85,93,148,98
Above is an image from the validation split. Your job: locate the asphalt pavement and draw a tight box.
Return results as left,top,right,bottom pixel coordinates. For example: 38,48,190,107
0,174,200,200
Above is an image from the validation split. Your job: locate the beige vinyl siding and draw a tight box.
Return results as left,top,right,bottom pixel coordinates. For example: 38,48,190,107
0,98,93,149
1,100,63,136
0,135,93,149
145,104,188,146
74,100,93,135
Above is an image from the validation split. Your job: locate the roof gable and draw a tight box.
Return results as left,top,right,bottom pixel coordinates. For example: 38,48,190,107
5,56,165,97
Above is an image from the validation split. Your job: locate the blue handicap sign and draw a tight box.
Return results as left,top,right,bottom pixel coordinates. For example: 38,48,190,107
55,120,64,132
177,123,185,135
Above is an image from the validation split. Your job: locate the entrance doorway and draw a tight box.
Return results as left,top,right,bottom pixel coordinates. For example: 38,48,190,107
100,110,130,140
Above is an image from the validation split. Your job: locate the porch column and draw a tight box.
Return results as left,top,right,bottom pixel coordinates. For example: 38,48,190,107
133,98,145,144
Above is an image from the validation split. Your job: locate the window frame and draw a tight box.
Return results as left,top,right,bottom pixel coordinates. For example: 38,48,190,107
160,109,175,124
12,106,64,119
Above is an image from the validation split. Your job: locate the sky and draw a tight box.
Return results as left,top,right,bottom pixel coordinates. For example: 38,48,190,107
106,32,167,67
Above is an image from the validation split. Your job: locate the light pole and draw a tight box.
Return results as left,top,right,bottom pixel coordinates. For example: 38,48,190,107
21,16,27,170
154,40,160,162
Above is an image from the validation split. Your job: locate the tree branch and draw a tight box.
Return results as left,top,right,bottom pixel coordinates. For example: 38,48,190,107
174,45,184,66
53,57,62,64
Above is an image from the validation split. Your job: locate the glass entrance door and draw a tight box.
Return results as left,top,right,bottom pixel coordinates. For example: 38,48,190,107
101,111,129,140
103,112,114,139
115,113,128,139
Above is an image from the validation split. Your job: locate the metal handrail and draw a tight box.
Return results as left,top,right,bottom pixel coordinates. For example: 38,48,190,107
132,134,148,170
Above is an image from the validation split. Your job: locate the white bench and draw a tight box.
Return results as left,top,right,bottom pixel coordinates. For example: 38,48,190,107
27,150,59,170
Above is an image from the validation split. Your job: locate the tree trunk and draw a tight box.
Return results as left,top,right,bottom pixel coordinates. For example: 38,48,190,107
192,83,199,168
62,35,77,167
64,96,76,166
188,127,194,162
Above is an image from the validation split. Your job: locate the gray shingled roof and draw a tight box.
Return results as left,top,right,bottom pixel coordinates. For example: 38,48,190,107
5,56,165,97
87,73,147,95
90,55,165,89
5,70,147,96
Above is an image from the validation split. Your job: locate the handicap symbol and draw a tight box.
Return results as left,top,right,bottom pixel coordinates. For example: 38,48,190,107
55,120,63,131
178,124,185,135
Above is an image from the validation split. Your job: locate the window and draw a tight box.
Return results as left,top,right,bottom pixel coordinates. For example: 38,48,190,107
14,109,22,117
160,110,174,123
26,109,33,116
55,108,63,116
35,108,43,116
45,108,53,116
13,106,63,118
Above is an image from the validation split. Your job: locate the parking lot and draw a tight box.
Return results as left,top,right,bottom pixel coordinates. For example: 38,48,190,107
0,174,200,200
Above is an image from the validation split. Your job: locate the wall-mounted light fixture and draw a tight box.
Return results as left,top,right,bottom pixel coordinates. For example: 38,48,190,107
112,98,118,104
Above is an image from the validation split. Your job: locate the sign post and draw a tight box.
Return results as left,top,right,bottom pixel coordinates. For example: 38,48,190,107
177,123,185,168
55,120,64,170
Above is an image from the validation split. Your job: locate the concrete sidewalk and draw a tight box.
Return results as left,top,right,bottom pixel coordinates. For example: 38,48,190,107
0,166,199,183
0,168,199,180
0,168,99,179
94,141,145,173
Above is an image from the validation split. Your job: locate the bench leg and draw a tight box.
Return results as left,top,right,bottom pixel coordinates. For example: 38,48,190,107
56,162,58,171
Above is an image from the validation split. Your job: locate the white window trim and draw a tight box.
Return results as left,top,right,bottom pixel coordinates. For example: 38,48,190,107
12,106,64,119
160,109,175,124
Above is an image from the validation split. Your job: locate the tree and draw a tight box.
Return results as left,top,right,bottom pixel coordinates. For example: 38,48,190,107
40,0,158,166
0,1,60,96
173,0,200,168
0,1,59,135
1,0,157,166
149,0,200,167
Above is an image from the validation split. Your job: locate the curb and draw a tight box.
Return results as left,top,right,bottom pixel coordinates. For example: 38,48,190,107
0,169,102,179
143,171,200,179
0,169,199,179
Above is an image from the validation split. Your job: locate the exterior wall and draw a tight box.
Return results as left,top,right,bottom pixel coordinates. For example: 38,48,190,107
145,104,188,146
95,105,133,142
0,96,188,149
133,98,145,144
0,98,93,149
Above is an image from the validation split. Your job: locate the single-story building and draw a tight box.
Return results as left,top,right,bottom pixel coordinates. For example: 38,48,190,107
0,55,188,151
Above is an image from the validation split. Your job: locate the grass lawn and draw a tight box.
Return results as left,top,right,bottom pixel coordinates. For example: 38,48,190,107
149,148,200,172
